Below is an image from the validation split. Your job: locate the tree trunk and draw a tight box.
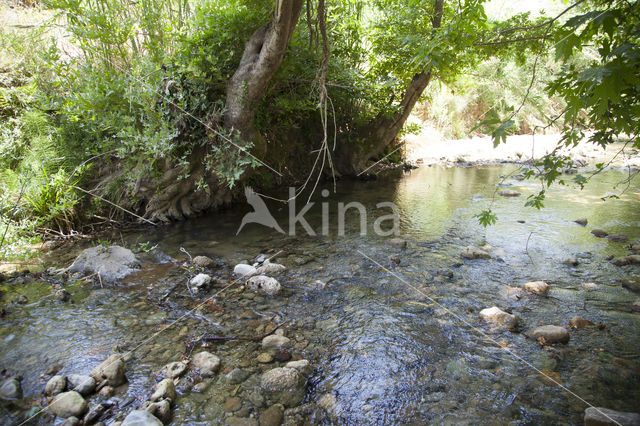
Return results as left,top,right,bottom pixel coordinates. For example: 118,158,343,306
224,0,304,154
339,0,444,174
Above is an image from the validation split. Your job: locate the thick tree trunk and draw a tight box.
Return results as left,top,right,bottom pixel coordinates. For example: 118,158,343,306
224,0,304,154
338,0,444,174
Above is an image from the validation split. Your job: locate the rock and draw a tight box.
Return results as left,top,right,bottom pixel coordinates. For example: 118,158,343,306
388,238,407,249
285,360,312,377
144,400,171,423
60,417,80,426
612,257,631,266
193,256,213,267
524,281,550,295
98,386,114,397
318,393,342,418
160,361,187,379
608,234,628,243
84,403,108,425
257,353,273,364
498,190,521,197
259,404,284,426
262,335,292,354
584,407,640,426
121,410,163,426
563,257,579,266
234,264,258,277
90,354,126,386
570,316,594,328
528,325,570,344
192,351,220,377
223,397,243,412
67,374,96,396
0,377,22,400
55,289,71,301
591,229,608,238
582,282,598,290
68,245,139,283
460,246,491,260
256,261,286,275
49,391,88,418
227,417,259,426
225,368,251,385
189,273,211,289
479,307,517,329
260,367,306,407
574,218,588,226
247,275,281,296
150,378,175,402
628,255,640,264
631,244,640,252
46,375,67,396
622,277,640,293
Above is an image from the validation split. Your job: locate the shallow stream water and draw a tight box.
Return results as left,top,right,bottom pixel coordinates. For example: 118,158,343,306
1,164,640,425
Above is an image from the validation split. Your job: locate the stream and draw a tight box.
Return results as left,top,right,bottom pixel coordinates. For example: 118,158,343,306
1,164,640,425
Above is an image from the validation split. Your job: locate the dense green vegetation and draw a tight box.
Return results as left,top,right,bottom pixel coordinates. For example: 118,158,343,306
0,0,638,258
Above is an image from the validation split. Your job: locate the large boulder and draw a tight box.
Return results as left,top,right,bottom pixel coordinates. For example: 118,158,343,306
90,354,126,386
479,307,517,329
121,410,163,426
527,325,570,344
247,275,281,296
260,367,307,407
584,407,640,426
49,391,88,418
192,351,221,377
68,246,139,283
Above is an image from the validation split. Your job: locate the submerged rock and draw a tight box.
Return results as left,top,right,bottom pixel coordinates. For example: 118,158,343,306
234,264,258,277
528,325,570,344
121,410,163,426
524,281,550,295
498,190,521,197
161,361,187,379
584,407,640,426
569,316,594,328
49,391,88,418
68,245,139,283
90,354,126,386
259,404,284,426
461,246,491,260
608,234,628,243
192,351,221,377
574,218,588,226
387,238,407,249
247,275,281,296
479,307,517,329
0,377,22,400
260,367,307,407
262,335,292,354
591,229,608,238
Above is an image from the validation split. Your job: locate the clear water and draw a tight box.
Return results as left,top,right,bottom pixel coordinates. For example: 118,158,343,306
1,165,639,425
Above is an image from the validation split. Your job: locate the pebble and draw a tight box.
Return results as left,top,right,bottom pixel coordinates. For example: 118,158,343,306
189,273,211,289
570,316,594,328
259,404,284,426
388,238,407,249
223,397,243,412
591,229,608,238
262,335,292,353
193,256,213,267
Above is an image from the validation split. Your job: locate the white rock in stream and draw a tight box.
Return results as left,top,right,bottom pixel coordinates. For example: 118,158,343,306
260,367,307,407
234,264,258,277
247,275,281,296
150,378,176,402
527,325,570,344
479,307,517,329
67,374,95,396
189,273,211,289
262,335,292,353
524,281,550,295
90,354,126,386
461,246,491,260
